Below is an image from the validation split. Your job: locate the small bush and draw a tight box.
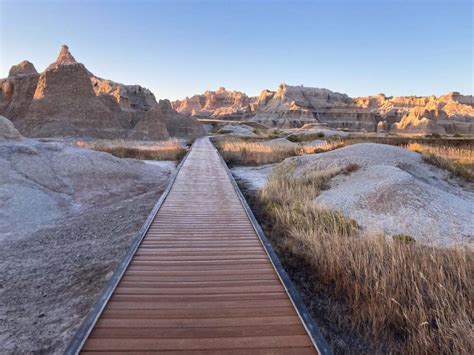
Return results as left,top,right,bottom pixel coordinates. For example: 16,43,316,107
425,133,442,139
287,134,303,143
392,234,416,243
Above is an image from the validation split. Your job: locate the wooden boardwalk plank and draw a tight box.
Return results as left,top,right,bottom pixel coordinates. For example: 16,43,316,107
78,137,319,354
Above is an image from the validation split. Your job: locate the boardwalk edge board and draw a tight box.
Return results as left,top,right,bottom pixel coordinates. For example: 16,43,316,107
212,140,332,355
64,142,194,355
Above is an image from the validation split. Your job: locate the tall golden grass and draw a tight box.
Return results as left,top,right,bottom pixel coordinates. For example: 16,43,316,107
404,142,474,181
215,137,345,165
217,140,296,165
77,139,187,161
258,163,473,353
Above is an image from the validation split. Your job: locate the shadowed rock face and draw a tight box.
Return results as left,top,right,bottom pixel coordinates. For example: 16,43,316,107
0,45,204,139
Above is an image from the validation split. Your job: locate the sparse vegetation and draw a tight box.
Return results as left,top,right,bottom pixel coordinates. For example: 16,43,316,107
215,138,297,165
287,132,325,142
404,142,474,181
77,139,187,160
422,153,474,182
254,162,473,353
340,136,474,182
299,139,345,155
214,136,346,165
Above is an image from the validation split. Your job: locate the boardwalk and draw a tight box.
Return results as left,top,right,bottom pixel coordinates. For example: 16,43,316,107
74,137,324,354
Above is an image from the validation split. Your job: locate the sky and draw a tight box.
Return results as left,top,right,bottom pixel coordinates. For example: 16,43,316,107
0,0,472,100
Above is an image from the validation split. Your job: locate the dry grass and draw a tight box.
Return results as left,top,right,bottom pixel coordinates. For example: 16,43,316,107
257,163,473,353
216,139,297,165
77,139,187,161
404,142,474,182
214,137,346,165
299,140,345,155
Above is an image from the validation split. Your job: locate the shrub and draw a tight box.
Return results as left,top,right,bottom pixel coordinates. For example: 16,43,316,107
287,134,303,143
392,234,416,243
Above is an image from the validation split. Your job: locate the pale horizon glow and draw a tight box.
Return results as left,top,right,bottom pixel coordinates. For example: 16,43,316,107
1,0,472,100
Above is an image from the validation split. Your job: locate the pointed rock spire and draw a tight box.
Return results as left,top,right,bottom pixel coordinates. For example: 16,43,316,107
56,45,77,64
46,45,78,70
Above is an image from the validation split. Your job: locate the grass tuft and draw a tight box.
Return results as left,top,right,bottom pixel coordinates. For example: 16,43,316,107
421,153,474,182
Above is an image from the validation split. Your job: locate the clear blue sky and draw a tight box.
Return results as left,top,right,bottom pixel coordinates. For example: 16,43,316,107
1,0,472,100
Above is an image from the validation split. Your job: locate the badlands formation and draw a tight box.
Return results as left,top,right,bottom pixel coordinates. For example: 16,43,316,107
0,45,204,139
173,84,474,134
172,87,256,119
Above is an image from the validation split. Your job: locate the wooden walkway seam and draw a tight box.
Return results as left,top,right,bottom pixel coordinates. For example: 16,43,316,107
66,137,331,355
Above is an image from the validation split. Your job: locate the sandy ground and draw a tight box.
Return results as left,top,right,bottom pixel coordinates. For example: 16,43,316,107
232,143,473,246
0,136,176,353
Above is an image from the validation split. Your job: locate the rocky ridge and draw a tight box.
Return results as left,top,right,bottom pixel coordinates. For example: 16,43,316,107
172,87,256,119
354,92,474,134
174,83,473,134
251,84,376,130
0,45,204,139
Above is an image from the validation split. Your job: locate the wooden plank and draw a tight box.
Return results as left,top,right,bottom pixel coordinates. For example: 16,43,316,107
82,348,315,355
90,324,306,339
95,315,302,328
83,335,313,351
121,273,278,282
110,292,288,303
113,285,284,295
105,299,292,310
101,307,298,319
109,293,288,303
116,280,279,288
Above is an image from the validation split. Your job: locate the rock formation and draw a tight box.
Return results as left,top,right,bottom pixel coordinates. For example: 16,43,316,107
0,61,40,120
0,115,22,139
376,120,388,133
251,84,377,130
174,83,473,134
172,87,256,119
354,92,474,134
0,45,204,139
